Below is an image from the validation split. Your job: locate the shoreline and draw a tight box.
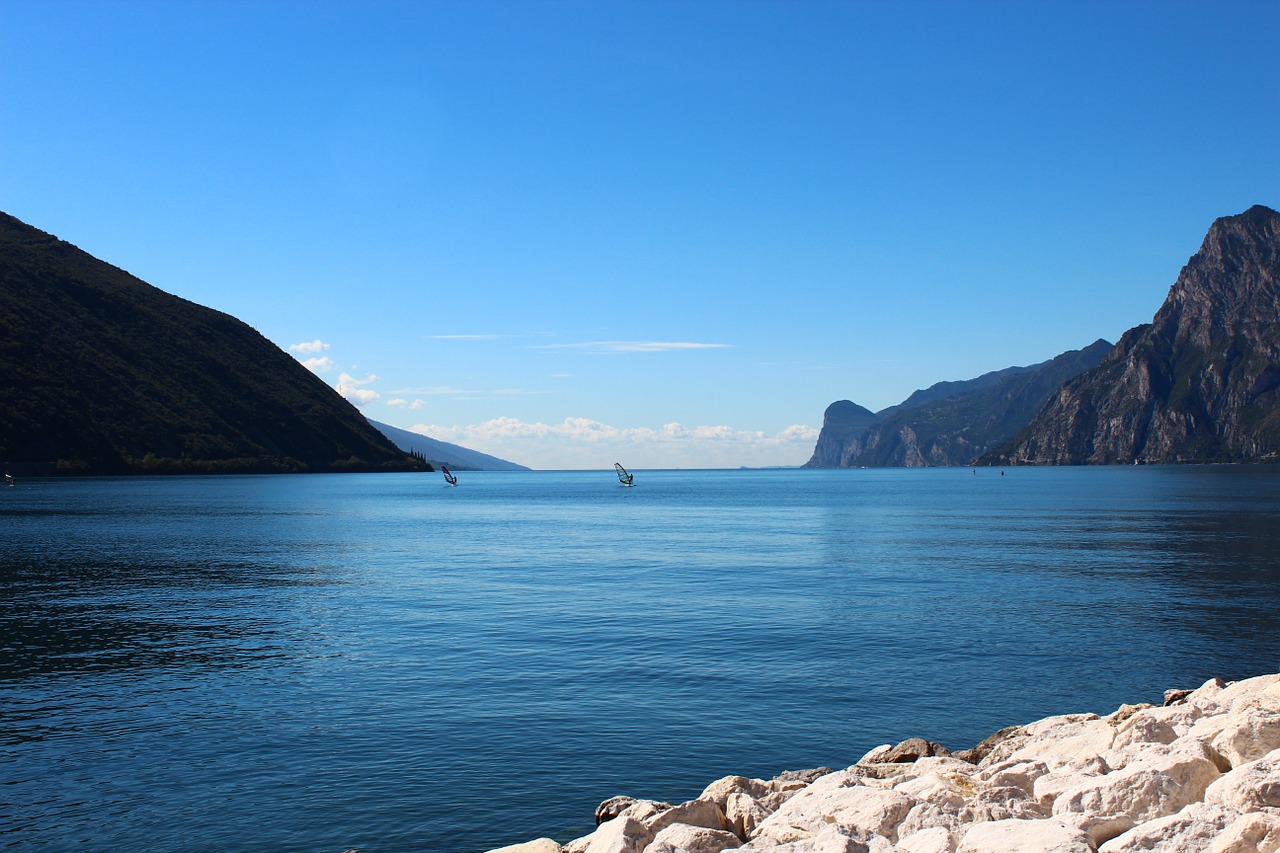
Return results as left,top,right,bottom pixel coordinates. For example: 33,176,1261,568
487,674,1280,853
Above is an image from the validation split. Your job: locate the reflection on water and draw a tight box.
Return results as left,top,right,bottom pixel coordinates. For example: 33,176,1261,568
2,467,1280,852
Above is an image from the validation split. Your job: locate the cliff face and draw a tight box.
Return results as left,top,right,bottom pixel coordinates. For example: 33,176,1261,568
804,401,881,467
989,205,1280,465
804,341,1111,468
0,211,417,475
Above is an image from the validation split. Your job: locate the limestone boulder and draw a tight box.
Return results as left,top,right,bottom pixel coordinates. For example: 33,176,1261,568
1051,739,1223,845
644,800,730,836
896,826,953,853
895,800,963,843
956,818,1094,853
1007,714,1117,772
1201,674,1280,716
702,776,773,808
486,839,563,853
725,792,773,841
564,816,654,853
1209,809,1280,853
1204,748,1280,812
1211,708,1280,767
1111,712,1179,752
1096,802,1236,852
741,822,899,852
643,823,742,853
958,785,1048,823
598,798,639,825
752,782,914,845
978,760,1048,800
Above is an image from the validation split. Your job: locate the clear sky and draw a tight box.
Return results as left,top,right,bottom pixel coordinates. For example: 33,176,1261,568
3,1,1277,469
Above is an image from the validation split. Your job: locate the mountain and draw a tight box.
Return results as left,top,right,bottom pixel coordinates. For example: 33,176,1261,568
0,211,421,475
804,340,1112,468
369,419,530,471
986,205,1280,465
805,401,880,468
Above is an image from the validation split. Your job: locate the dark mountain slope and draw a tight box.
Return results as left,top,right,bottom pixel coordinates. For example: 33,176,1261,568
804,341,1111,468
370,419,530,471
0,212,418,475
987,205,1280,465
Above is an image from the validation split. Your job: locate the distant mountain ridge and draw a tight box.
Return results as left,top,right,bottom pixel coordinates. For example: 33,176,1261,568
985,205,1280,465
805,340,1112,468
0,211,420,475
369,420,529,471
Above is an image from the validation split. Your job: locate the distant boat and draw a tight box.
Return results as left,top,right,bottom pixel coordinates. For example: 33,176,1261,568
442,465,458,486
614,463,634,487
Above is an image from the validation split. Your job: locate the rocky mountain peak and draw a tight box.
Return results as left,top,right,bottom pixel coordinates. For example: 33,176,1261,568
985,204,1280,465
1156,205,1279,349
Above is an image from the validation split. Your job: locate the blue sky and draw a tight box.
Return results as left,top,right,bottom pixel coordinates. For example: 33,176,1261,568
2,1,1277,469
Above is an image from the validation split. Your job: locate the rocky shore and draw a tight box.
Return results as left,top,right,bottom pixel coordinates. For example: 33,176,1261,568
487,674,1280,853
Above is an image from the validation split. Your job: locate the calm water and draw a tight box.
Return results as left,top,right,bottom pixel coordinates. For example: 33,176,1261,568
3,467,1280,852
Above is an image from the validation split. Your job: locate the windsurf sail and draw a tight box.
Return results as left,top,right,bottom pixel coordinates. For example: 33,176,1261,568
442,465,458,486
614,463,633,486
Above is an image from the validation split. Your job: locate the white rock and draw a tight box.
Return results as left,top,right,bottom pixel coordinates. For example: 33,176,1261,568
956,818,1094,853
737,822,890,852
890,773,969,809
1204,747,1280,811
1209,809,1280,853
1051,739,1223,845
859,745,896,765
753,783,914,845
703,776,774,807
725,792,772,840
1211,708,1280,767
896,826,953,853
644,822,743,853
486,839,563,853
958,785,1047,823
1203,674,1280,715
621,801,676,825
568,816,654,853
895,801,963,844
1032,759,1112,810
1111,712,1179,752
980,761,1048,800
1008,715,1117,772
646,800,730,836
1096,801,1236,852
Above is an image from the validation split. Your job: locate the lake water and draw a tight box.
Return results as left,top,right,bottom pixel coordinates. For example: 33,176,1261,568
3,466,1280,852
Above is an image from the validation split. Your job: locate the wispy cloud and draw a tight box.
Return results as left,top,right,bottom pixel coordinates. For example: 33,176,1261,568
289,339,331,354
336,372,380,407
532,341,731,354
300,356,335,373
410,417,818,469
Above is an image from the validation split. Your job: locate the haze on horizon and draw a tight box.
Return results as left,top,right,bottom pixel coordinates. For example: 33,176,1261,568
2,0,1277,469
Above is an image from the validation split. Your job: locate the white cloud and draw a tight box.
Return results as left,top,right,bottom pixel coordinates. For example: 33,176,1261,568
336,373,380,407
409,417,819,470
301,356,336,374
290,339,331,354
532,341,731,354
